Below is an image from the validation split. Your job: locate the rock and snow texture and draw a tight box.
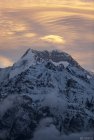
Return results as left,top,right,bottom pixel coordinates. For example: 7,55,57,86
8,49,80,79
9,49,36,79
0,49,94,140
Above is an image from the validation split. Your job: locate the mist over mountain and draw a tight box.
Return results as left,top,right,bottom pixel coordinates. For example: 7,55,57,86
0,49,94,140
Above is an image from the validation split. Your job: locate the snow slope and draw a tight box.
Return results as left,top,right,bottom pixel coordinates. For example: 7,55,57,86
0,49,94,140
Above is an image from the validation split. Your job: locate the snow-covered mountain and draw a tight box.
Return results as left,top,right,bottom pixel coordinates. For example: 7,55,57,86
0,49,94,140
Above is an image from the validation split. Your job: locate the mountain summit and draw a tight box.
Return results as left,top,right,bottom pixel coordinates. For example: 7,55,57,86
0,49,94,140
8,49,84,79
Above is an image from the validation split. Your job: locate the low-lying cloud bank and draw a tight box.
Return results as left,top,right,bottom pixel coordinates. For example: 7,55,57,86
33,129,94,140
32,117,94,140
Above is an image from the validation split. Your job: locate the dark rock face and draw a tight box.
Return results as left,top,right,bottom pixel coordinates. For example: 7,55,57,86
0,95,35,140
31,49,79,67
0,49,94,140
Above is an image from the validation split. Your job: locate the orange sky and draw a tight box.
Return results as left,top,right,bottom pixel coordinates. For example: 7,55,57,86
0,0,94,10
0,0,94,71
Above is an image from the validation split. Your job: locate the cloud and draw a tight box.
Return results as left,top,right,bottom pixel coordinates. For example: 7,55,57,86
41,35,65,44
32,118,94,140
0,56,13,68
0,2,94,71
23,33,36,38
0,0,94,10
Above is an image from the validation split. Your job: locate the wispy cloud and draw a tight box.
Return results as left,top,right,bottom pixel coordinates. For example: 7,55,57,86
0,0,94,71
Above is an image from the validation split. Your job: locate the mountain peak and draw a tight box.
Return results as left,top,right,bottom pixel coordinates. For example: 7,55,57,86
21,48,35,59
9,49,36,79
9,49,80,79
0,49,94,140
21,49,78,65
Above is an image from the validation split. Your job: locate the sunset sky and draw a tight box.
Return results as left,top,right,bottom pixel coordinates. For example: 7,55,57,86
0,0,94,71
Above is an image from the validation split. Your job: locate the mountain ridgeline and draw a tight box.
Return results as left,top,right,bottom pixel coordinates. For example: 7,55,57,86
0,49,94,140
